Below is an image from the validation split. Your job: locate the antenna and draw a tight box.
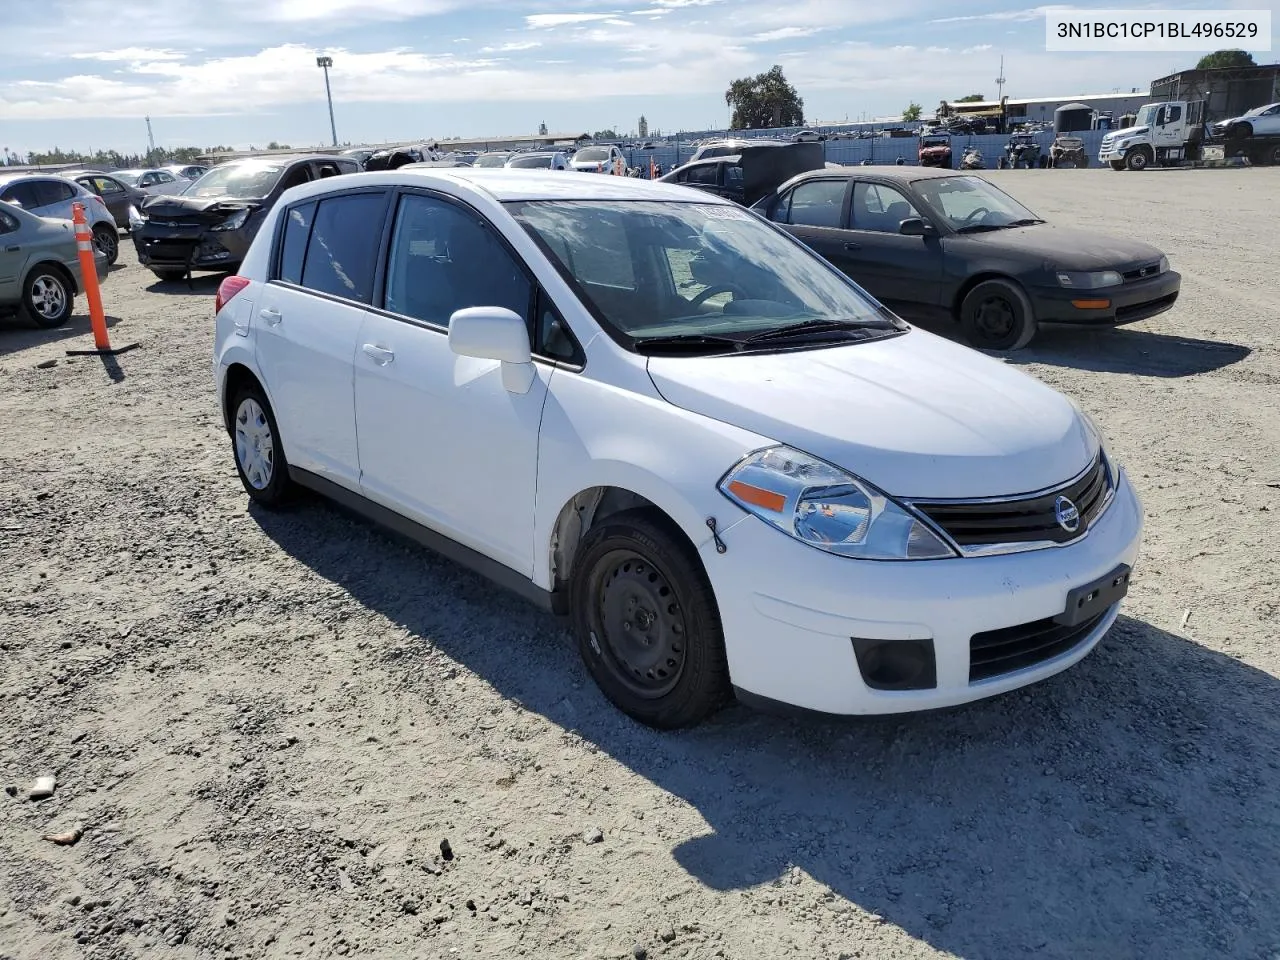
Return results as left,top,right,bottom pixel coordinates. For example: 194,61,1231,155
145,115,156,154
995,56,1006,101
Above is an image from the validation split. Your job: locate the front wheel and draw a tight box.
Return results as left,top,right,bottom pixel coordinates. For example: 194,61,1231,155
1125,149,1150,171
229,382,293,507
151,267,187,282
22,266,73,329
959,278,1037,351
1109,159,1126,171
91,225,119,265
570,510,729,729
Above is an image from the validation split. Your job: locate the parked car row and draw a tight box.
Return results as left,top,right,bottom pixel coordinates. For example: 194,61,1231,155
211,167,1145,728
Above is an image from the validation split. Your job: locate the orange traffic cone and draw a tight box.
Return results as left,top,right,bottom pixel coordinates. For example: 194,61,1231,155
65,202,137,357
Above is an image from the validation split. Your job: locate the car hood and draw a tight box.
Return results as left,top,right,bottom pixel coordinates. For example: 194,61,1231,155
139,194,258,221
919,144,951,152
645,329,1094,499
1106,125,1149,139
952,223,1164,271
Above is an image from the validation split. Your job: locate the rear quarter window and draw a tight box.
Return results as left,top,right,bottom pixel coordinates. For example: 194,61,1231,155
277,200,316,285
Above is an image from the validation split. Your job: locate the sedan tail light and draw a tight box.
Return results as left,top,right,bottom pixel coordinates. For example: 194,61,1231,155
215,275,251,315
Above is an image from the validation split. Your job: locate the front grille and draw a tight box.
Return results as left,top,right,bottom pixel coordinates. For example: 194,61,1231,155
1122,262,1161,282
913,456,1110,552
1117,292,1178,323
969,610,1107,682
142,240,199,263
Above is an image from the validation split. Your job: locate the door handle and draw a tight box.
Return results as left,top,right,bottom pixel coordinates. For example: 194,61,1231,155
259,307,282,326
4,245,18,252
361,343,395,365
843,241,861,251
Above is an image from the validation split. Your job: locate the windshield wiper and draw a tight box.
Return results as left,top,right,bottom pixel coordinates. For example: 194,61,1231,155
1005,218,1045,227
741,317,897,345
631,333,742,355
955,217,1045,234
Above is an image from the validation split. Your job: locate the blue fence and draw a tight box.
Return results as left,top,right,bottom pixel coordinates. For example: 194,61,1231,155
620,130,1110,173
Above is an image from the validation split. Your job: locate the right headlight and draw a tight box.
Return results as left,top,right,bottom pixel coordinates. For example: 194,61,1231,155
718,446,956,560
127,205,146,228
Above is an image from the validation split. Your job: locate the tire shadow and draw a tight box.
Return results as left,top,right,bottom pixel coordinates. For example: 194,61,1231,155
252,497,1280,960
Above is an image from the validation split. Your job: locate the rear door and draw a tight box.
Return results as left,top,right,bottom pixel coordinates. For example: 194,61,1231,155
253,188,390,486
82,176,130,224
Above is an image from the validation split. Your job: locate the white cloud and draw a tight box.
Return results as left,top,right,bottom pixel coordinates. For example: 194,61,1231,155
749,27,820,42
962,43,995,54
605,18,634,26
929,5,1069,24
525,13,619,28
479,40,542,53
69,47,186,62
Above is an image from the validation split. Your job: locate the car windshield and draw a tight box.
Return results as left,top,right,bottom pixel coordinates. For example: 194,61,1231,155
473,154,511,168
1135,104,1157,127
185,162,283,198
114,171,141,186
508,199,903,352
912,176,1041,232
508,155,554,168
574,147,611,162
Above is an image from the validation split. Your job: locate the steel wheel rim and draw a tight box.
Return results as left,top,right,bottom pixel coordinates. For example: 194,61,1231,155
94,228,118,260
1131,153,1147,170
589,548,687,698
974,295,1016,342
234,398,274,490
30,275,66,319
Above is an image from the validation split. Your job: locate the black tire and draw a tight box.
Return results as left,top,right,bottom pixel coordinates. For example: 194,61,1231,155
228,381,293,507
151,267,187,282
1125,148,1150,171
570,509,729,729
91,224,119,266
1263,144,1280,167
959,278,1037,351
21,264,74,329
1109,160,1125,171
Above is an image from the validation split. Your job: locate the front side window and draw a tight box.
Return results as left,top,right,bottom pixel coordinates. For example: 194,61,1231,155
93,177,125,196
851,183,922,233
510,200,900,350
383,194,532,328
785,180,847,228
299,193,386,303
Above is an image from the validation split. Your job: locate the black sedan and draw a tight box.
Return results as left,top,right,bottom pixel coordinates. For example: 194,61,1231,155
131,154,357,281
73,172,148,230
750,167,1181,349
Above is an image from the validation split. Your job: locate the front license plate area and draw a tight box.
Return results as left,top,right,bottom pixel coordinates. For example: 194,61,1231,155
1055,564,1131,627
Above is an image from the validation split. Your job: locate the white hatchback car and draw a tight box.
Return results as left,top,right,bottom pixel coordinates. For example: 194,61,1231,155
213,169,1143,728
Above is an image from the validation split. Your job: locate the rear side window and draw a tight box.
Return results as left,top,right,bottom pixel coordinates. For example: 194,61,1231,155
299,193,386,303
2,182,42,209
685,165,719,186
277,200,316,285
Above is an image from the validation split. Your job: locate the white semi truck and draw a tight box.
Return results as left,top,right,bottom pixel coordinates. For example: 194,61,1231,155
1098,99,1280,170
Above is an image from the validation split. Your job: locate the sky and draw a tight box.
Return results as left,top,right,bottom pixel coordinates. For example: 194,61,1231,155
1,0,1275,156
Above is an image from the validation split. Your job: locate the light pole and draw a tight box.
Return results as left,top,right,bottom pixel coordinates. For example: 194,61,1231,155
316,55,337,147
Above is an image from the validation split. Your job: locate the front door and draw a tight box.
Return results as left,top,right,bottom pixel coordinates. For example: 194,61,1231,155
842,180,945,308
768,177,857,285
353,191,549,575
253,189,390,486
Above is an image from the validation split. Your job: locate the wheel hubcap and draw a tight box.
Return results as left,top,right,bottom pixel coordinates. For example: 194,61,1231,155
974,295,1016,341
593,550,686,698
30,276,66,319
234,398,274,490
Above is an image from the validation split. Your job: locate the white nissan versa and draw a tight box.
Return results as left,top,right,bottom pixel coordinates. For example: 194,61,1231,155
213,169,1143,728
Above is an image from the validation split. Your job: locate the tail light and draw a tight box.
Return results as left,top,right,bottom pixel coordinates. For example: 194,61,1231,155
215,275,251,314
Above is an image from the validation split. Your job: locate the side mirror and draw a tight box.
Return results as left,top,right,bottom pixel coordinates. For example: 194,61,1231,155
448,306,535,394
899,218,935,237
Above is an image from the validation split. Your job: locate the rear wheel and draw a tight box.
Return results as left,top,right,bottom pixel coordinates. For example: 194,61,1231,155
22,266,73,329
959,278,1037,351
229,382,293,507
91,224,119,265
570,510,729,728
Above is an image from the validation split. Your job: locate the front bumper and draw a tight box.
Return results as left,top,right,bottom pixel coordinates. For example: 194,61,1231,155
131,223,253,272
701,470,1143,715
1027,270,1180,326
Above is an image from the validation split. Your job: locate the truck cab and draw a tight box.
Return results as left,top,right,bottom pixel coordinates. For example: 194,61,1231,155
1098,100,1205,170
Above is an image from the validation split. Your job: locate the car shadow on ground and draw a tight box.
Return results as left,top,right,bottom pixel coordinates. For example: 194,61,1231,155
0,313,125,358
253,498,1280,959
910,319,1251,377
143,273,224,296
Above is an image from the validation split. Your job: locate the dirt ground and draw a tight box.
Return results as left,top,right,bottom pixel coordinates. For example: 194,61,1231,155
1,168,1278,960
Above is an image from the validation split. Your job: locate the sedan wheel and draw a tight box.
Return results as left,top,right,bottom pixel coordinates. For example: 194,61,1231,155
23,269,73,329
229,384,293,506
92,225,119,265
959,278,1037,351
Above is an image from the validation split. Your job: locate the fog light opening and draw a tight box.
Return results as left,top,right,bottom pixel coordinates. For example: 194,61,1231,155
852,638,937,691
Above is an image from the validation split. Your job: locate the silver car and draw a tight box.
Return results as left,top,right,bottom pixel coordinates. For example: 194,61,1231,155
0,174,121,265
113,168,189,196
0,202,108,328
504,152,569,170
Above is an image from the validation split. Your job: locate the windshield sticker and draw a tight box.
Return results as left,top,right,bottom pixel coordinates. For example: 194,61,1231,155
701,205,751,221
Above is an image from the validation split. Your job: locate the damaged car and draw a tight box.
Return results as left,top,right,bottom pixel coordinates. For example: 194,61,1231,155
917,134,953,169
131,154,358,281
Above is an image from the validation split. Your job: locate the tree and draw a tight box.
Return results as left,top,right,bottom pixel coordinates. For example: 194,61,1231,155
725,65,804,130
1196,49,1255,70
902,102,923,122
592,129,620,140
956,93,986,102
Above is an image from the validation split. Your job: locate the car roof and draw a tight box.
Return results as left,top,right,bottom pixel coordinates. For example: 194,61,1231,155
0,172,74,185
785,166,973,186
294,168,738,204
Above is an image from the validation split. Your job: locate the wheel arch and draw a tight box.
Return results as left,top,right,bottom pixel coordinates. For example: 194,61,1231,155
24,259,78,296
951,271,1026,320
220,361,265,434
